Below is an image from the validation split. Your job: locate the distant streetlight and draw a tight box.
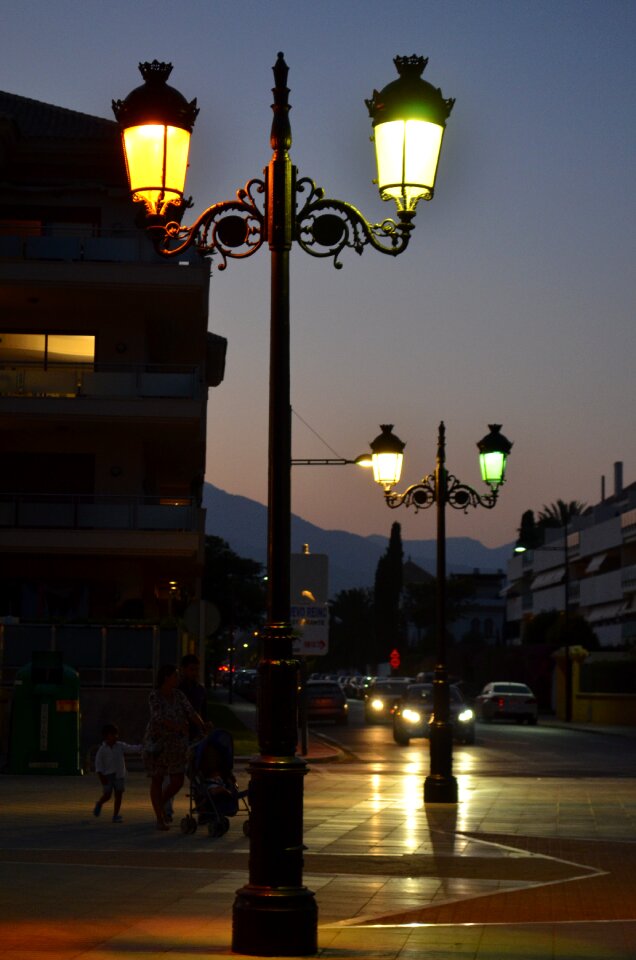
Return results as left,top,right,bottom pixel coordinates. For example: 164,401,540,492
371,422,512,803
113,54,453,956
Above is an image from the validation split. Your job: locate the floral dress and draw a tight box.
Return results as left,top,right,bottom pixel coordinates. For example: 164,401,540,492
143,689,196,777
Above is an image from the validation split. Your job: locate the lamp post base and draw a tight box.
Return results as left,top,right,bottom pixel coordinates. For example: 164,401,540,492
424,773,458,804
232,886,318,956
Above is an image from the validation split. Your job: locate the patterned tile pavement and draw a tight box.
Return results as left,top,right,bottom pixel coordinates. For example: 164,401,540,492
0,758,635,958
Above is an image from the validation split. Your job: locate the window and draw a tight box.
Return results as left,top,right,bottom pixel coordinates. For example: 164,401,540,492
0,333,95,367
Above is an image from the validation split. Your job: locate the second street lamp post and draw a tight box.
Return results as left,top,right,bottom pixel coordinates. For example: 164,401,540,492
371,422,512,803
113,54,453,956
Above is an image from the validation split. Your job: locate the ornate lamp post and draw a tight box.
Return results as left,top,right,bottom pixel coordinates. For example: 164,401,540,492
372,422,512,803
113,54,453,956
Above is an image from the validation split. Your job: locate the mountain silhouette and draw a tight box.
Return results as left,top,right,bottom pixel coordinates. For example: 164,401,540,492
203,483,511,597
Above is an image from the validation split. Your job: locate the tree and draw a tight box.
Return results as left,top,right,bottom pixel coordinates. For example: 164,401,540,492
201,536,266,673
538,500,587,530
517,509,542,550
403,574,477,666
373,522,404,667
516,500,588,551
522,609,598,650
326,587,374,672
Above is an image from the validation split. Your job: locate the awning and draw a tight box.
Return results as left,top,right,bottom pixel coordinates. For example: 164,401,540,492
586,602,626,623
532,568,565,590
585,553,607,574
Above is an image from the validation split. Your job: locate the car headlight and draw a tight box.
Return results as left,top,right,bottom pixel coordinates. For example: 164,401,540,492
370,698,384,711
458,708,474,723
401,708,421,724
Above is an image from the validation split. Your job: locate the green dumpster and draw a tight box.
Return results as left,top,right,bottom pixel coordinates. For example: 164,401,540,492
9,651,82,775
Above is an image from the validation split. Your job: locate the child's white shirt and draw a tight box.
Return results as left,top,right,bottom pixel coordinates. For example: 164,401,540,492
95,741,141,778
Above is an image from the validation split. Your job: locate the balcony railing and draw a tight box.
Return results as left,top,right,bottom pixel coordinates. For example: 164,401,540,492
0,361,201,400
0,228,200,265
0,622,180,687
0,494,197,532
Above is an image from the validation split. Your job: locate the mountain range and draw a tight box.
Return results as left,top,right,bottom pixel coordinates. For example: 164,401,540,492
203,483,512,597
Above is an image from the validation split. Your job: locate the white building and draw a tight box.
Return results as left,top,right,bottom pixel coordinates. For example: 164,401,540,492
506,463,636,647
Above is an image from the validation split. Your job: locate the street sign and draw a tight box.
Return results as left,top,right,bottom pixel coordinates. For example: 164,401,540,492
291,603,329,656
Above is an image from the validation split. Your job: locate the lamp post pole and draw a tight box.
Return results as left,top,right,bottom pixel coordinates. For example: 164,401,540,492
563,515,572,722
372,421,512,804
428,423,456,802
113,53,453,956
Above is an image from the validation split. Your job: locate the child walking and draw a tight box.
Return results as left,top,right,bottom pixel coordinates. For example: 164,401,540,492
93,723,141,822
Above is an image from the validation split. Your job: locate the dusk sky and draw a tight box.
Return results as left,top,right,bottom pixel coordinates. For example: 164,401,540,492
2,1,635,550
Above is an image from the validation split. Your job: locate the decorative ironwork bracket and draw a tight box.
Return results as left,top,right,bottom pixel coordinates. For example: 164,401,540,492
146,178,266,268
384,473,499,512
143,173,414,269
295,177,414,268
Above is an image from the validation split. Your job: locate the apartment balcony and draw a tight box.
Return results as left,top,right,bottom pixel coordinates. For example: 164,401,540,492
579,569,623,607
0,494,204,558
0,230,200,267
0,229,209,316
0,362,203,421
622,564,636,592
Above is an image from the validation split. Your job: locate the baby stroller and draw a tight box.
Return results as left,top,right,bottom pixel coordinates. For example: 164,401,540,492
180,729,250,838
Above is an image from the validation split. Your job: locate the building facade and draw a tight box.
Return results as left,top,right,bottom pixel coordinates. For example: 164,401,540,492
506,463,636,648
0,90,226,691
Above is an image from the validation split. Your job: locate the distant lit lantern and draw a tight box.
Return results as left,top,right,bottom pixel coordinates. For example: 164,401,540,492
112,61,198,217
366,56,454,213
370,424,406,488
477,424,513,490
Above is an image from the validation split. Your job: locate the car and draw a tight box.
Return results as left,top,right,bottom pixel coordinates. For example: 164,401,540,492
233,669,258,701
475,681,538,724
305,680,348,725
355,676,376,699
392,683,476,745
364,678,413,723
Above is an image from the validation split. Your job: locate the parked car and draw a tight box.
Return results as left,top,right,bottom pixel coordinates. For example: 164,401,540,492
364,678,413,723
356,676,376,699
392,683,475,745
475,681,538,724
233,669,258,702
305,680,348,725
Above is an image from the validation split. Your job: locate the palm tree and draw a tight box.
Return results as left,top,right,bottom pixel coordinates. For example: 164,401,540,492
537,499,587,530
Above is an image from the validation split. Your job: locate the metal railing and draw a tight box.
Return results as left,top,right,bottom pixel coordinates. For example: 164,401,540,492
0,494,197,532
0,361,201,400
0,227,201,265
0,622,180,687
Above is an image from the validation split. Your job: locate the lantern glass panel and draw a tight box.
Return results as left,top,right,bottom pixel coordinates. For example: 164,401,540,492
372,451,404,487
480,450,506,487
375,119,443,209
123,124,190,212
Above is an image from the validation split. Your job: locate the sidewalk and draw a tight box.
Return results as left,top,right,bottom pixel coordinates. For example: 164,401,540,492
1,740,636,959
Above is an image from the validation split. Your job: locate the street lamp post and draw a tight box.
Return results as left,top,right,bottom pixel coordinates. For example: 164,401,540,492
113,54,453,956
371,422,512,804
515,515,572,722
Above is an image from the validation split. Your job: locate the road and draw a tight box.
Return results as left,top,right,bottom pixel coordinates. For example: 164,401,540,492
316,697,636,777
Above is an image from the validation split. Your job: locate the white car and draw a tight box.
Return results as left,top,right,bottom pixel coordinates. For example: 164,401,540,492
475,682,538,725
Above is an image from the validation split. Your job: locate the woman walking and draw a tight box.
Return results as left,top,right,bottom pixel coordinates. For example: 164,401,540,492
144,663,205,830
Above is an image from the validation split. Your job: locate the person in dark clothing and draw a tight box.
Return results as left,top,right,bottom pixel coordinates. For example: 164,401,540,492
179,653,207,739
162,654,209,822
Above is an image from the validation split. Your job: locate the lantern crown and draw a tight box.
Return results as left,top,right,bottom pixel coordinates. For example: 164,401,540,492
366,55,454,128
112,60,199,132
